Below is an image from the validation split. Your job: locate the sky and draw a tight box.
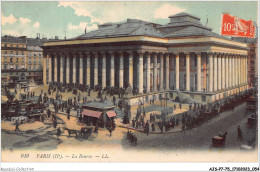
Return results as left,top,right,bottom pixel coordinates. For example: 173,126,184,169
1,1,258,39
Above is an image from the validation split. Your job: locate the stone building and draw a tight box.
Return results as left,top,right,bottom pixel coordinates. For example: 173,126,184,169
1,36,27,85
27,37,45,84
42,13,249,104
1,35,45,86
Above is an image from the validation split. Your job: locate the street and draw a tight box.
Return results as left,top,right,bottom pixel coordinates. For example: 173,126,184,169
122,102,257,151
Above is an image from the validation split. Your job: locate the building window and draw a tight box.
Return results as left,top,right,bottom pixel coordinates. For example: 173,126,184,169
4,65,7,70
194,57,197,66
34,53,36,56
10,58,13,62
16,58,19,62
17,45,19,48
16,65,18,69
4,44,7,47
39,54,41,57
16,51,19,55
10,51,13,54
29,58,32,64
4,51,7,54
4,58,7,62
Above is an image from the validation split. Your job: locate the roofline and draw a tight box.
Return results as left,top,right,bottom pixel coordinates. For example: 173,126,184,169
168,13,200,20
43,35,248,50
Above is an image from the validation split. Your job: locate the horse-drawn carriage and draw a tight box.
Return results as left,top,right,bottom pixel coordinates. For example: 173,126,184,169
27,113,46,122
211,132,227,148
126,131,137,145
64,126,94,139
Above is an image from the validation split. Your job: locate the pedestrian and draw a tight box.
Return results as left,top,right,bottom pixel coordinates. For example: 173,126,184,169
108,128,112,137
182,123,186,133
94,125,99,134
151,123,155,132
67,114,70,120
57,127,61,137
15,120,20,132
53,120,57,128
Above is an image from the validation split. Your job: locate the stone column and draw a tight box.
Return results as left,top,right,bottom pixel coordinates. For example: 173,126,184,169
43,54,47,85
185,53,190,91
72,53,77,83
218,54,222,90
245,56,248,84
228,55,232,88
101,52,106,88
146,52,151,92
196,52,201,92
93,53,98,86
165,53,170,90
60,53,64,83
244,56,246,84
86,52,91,86
232,55,235,87
159,53,164,91
128,51,133,88
79,53,83,85
54,54,58,82
137,51,144,94
110,52,115,87
238,55,241,86
208,53,213,92
66,55,70,83
119,52,124,88
48,54,52,83
240,55,243,84
213,53,218,91
222,54,225,89
153,53,158,91
175,53,180,90
243,56,245,84
225,54,229,89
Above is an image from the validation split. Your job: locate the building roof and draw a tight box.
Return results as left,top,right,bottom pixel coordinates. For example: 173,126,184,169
164,26,221,38
82,101,115,110
27,38,45,46
168,12,200,20
1,35,27,44
71,19,164,40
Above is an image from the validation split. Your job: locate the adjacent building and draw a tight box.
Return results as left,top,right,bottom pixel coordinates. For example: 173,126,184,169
42,12,250,104
1,35,45,86
1,36,27,85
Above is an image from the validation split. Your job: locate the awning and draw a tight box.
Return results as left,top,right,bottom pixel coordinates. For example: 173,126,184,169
81,109,102,118
106,111,117,118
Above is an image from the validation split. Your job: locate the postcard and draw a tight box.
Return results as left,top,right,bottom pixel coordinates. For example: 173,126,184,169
1,1,258,171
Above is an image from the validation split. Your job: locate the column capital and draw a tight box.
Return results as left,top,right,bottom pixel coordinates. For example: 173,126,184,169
136,50,145,56
99,51,107,57
92,52,98,58
164,53,169,57
194,52,202,56
117,51,124,57
108,51,115,56
183,52,190,56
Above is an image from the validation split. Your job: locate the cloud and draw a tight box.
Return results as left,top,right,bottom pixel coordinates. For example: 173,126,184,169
1,30,20,36
33,21,40,28
154,4,186,19
19,17,31,24
1,12,18,25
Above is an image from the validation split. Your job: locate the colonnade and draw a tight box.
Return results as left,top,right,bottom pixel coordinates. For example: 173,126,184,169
42,51,248,94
